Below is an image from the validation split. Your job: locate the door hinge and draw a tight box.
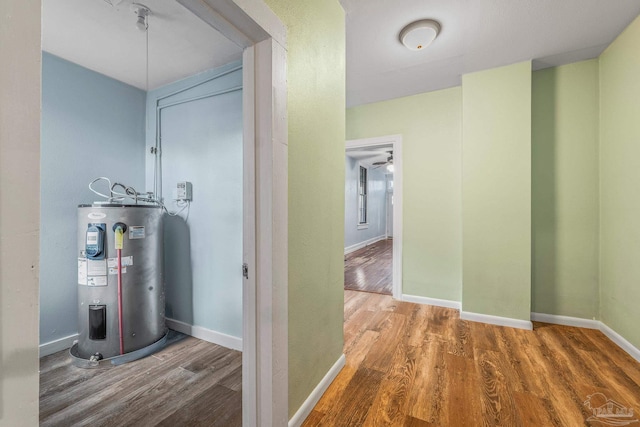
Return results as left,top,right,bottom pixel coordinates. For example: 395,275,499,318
242,263,249,279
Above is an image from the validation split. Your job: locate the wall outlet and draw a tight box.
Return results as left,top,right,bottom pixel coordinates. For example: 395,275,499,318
176,181,192,201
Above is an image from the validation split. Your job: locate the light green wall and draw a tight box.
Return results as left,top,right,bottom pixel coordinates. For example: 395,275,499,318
262,2,640,418
345,60,603,321
263,0,346,417
346,88,463,302
531,60,600,319
599,15,640,349
343,14,640,353
461,61,532,320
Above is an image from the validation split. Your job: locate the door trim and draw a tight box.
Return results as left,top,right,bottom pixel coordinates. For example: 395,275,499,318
385,173,393,239
346,135,403,300
176,1,288,425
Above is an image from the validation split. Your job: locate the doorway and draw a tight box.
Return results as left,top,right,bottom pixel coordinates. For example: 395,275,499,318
39,1,245,424
345,135,403,299
35,0,288,425
344,239,393,295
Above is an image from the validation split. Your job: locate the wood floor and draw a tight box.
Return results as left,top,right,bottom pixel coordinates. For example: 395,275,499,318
345,239,393,295
303,290,640,426
39,334,242,426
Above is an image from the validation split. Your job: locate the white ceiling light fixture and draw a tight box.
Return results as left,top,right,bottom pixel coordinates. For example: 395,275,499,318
399,19,441,51
131,3,151,31
129,3,151,92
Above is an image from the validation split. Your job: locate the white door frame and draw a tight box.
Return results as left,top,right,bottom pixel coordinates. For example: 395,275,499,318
346,135,403,300
384,174,393,238
3,1,285,424
174,1,289,425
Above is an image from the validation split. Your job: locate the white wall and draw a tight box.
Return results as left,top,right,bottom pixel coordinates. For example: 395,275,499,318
0,0,41,424
344,156,387,250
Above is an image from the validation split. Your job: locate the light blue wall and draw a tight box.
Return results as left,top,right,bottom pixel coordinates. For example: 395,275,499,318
40,52,146,345
146,62,243,339
344,156,387,249
40,55,242,346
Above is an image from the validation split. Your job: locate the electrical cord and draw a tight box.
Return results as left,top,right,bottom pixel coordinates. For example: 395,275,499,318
89,177,190,218
89,177,124,202
164,200,190,217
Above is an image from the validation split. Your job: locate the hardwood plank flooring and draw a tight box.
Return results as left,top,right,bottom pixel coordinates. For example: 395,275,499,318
39,334,241,426
345,239,392,295
303,291,640,426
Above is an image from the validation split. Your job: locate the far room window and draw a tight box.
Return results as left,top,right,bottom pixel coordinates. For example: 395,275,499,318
358,166,368,224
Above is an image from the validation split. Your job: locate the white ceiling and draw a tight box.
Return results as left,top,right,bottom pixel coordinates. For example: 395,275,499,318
341,0,640,107
42,0,243,91
347,144,393,167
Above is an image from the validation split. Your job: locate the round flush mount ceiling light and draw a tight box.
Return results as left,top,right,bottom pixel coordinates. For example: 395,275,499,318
399,19,441,51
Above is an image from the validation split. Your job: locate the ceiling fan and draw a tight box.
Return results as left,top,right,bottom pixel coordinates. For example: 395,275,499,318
373,151,393,170
346,149,388,158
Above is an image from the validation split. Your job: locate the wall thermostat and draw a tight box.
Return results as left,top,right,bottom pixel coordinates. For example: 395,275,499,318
176,181,192,201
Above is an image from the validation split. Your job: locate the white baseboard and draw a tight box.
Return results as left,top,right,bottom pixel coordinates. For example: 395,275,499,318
461,311,533,330
597,323,640,363
530,312,599,329
166,318,243,352
402,294,461,310
289,354,346,427
39,333,79,358
529,312,640,363
344,235,387,255
39,320,245,357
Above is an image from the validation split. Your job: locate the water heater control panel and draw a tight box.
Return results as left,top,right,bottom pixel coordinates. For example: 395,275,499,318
86,223,106,260
176,181,192,201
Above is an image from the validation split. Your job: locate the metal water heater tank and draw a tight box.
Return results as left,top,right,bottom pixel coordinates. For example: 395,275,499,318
74,204,165,363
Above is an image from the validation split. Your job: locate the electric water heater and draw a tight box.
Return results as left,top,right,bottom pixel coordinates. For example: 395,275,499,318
72,204,166,366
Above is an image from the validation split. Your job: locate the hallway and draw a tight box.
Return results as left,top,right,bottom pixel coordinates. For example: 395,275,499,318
344,239,393,295
302,291,640,426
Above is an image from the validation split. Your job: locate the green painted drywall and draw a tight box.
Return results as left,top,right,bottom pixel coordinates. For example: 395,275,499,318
346,88,463,302
461,61,532,320
599,15,640,349
263,0,346,417
531,60,600,319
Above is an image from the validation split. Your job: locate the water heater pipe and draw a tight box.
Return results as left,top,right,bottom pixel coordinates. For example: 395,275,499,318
113,223,127,355
117,247,124,355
